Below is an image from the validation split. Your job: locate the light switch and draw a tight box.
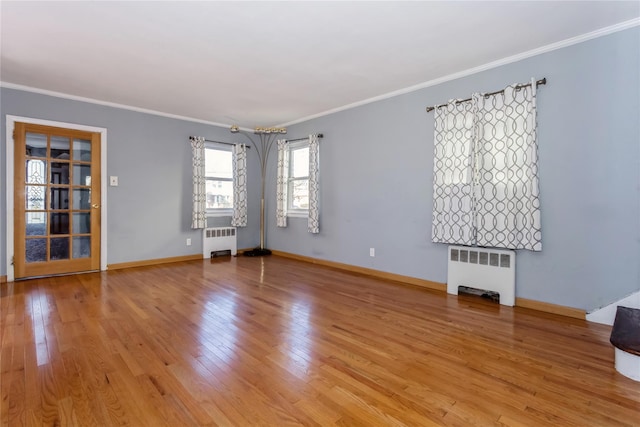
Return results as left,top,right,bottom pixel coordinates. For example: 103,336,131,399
110,176,119,186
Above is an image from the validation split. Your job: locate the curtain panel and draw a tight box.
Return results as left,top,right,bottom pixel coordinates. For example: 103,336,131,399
473,83,541,250
190,136,207,229
231,144,248,227
432,101,476,246
432,79,541,251
276,139,289,227
308,134,320,234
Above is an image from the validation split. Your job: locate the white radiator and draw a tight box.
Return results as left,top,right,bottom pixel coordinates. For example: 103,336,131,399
202,227,237,258
447,245,516,306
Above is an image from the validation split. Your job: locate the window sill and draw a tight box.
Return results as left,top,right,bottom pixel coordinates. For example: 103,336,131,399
207,210,233,217
287,211,308,218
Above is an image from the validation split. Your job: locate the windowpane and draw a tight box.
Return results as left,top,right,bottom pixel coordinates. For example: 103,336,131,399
291,179,309,209
26,239,47,263
50,136,70,159
72,236,91,259
205,147,234,211
26,185,46,210
50,188,69,210
73,164,91,186
291,147,309,178
26,133,47,158
205,148,232,179
50,163,70,184
206,180,233,209
26,213,47,236
73,139,92,161
50,213,69,235
72,212,91,234
73,189,91,210
26,160,46,184
50,237,70,260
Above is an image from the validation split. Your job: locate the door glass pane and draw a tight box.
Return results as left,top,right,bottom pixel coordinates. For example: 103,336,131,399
50,188,69,210
25,160,46,184
26,185,46,210
50,237,69,260
72,237,91,259
50,163,70,184
26,133,47,158
73,189,91,210
73,139,91,161
73,164,91,186
72,212,91,234
50,136,70,159
26,212,47,236
26,239,47,262
50,213,69,235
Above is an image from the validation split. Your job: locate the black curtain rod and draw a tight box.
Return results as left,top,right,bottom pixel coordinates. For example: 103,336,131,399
425,78,546,112
286,133,324,143
189,136,251,149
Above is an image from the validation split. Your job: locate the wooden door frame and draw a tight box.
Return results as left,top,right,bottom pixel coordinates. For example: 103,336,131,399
5,115,108,282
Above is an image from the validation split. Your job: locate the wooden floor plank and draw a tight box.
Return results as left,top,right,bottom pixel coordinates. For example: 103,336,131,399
1,256,638,426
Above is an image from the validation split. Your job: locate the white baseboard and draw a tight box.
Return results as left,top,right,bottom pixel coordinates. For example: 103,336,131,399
586,291,640,325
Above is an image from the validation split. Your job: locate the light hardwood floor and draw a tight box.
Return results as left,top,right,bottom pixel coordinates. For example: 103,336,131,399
1,256,638,426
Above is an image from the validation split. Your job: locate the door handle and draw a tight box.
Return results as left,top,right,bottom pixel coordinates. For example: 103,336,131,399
92,204,100,209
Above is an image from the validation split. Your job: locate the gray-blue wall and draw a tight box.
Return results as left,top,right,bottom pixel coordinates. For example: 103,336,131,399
0,91,262,270
2,27,638,312
267,27,640,311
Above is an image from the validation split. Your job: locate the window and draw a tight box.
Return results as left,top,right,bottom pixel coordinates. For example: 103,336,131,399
288,142,309,213
205,146,233,214
276,135,320,231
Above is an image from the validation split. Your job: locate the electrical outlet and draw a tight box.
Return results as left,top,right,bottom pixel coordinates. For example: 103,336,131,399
186,238,192,246
370,247,375,257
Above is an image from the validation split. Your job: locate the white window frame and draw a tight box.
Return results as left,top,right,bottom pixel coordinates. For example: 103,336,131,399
205,143,233,217
287,140,309,217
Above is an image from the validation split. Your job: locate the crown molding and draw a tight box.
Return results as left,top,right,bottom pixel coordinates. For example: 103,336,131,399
0,81,235,129
278,18,640,127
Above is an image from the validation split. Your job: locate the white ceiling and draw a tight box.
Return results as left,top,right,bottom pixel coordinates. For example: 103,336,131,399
1,1,639,129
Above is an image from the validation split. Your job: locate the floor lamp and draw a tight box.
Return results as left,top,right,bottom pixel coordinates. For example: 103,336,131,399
230,125,286,256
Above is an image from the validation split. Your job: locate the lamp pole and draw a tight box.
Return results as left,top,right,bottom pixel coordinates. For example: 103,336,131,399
230,125,286,256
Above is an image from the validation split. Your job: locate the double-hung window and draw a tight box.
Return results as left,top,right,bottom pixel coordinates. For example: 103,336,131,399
205,145,233,215
287,141,309,216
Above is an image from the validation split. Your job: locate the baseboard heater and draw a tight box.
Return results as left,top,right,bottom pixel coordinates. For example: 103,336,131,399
447,245,516,306
202,227,237,258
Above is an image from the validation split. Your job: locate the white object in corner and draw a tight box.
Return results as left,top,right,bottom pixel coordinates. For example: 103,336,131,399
586,291,640,325
202,227,237,257
615,348,640,382
447,246,516,306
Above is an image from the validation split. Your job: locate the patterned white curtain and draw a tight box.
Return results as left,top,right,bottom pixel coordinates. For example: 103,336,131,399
432,78,541,251
432,101,475,245
308,134,320,234
473,80,541,250
276,139,289,227
190,136,207,229
231,144,247,227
